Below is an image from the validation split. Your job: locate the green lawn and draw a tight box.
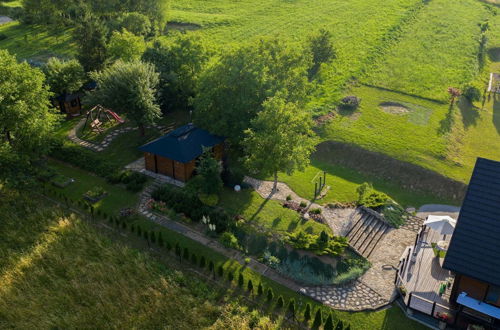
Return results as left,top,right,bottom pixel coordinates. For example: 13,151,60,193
167,0,423,104
219,188,332,235
0,21,75,61
46,160,139,217
270,158,453,208
364,0,490,102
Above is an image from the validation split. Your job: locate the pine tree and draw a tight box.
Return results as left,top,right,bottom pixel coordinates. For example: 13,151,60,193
137,226,142,237
238,273,244,287
276,296,284,309
183,247,189,260
247,279,253,293
175,243,181,261
344,323,350,330
143,229,148,241
217,265,224,277
158,232,164,247
208,260,214,273
312,309,322,330
267,288,274,302
227,270,234,283
122,221,127,230
287,299,296,317
130,224,135,233
199,256,206,268
324,313,334,330
335,320,344,330
304,303,312,323
166,241,172,251
191,253,197,265
257,282,263,296
150,231,156,244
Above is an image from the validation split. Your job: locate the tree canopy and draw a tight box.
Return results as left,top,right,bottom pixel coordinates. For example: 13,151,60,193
143,34,212,112
243,95,316,191
86,60,161,136
43,58,86,96
193,38,311,143
108,29,146,62
0,50,58,185
74,13,109,72
308,28,336,78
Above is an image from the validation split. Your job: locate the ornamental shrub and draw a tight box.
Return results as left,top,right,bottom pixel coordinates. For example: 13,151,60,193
463,85,481,102
238,273,244,287
324,314,334,330
191,253,197,265
199,255,206,268
312,309,322,329
247,279,253,293
340,95,360,110
276,296,284,309
257,282,264,296
217,265,224,277
304,303,312,323
335,320,344,330
220,231,239,249
266,288,274,302
287,299,295,317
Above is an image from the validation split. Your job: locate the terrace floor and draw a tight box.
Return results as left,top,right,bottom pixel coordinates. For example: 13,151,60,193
399,228,455,315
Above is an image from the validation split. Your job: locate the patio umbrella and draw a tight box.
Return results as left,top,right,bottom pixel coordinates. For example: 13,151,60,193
424,215,457,238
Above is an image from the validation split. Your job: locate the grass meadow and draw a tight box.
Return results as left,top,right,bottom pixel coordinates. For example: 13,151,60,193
364,0,490,102
0,188,427,330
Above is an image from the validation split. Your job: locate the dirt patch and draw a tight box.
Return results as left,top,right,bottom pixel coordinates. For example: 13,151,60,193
315,111,336,125
313,141,467,204
379,102,410,115
166,21,202,32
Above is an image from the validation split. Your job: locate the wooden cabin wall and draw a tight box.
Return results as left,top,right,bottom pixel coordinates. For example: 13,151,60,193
144,152,156,172
157,156,174,177
453,275,489,301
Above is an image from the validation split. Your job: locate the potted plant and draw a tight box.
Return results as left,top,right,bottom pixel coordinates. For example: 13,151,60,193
436,312,451,329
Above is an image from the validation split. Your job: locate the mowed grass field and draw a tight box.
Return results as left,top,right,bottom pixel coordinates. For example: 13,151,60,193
167,0,424,103
364,0,490,102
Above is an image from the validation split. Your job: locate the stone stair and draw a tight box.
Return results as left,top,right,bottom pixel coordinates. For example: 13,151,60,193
346,209,391,259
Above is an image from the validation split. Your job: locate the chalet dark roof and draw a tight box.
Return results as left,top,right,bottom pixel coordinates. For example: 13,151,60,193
443,158,500,286
55,93,80,102
139,124,224,163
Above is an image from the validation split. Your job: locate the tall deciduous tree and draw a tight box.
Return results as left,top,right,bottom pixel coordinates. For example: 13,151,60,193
43,58,86,96
108,29,146,62
308,28,336,78
74,13,109,72
86,60,161,136
0,50,58,185
193,38,311,143
143,35,212,112
243,95,316,192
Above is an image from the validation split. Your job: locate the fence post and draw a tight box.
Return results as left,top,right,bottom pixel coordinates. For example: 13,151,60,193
323,171,326,188
314,182,318,197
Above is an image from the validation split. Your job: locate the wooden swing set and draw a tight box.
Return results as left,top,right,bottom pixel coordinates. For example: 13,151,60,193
81,105,124,133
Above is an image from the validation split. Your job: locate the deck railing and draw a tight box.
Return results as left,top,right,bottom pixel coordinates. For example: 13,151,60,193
395,236,458,324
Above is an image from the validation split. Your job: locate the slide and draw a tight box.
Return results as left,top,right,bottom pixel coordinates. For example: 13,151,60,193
106,110,125,123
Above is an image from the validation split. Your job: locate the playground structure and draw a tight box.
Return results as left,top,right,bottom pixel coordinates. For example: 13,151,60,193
81,105,124,133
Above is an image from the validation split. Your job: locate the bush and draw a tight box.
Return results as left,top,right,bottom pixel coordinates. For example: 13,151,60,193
220,231,239,249
286,194,292,201
227,270,234,283
257,282,264,296
190,253,197,265
356,182,389,208
310,208,322,214
312,309,322,329
238,273,244,287
266,288,274,302
299,201,307,208
340,95,361,110
217,265,224,277
463,85,481,102
276,296,284,309
199,255,206,268
221,166,245,187
324,314,335,330
247,279,253,293
287,299,295,317
304,303,312,323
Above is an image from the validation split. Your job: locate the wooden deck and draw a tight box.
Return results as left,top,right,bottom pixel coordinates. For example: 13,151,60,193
399,228,455,316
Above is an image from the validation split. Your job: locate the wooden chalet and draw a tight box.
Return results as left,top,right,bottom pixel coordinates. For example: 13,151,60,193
53,93,82,116
139,124,224,182
442,158,500,329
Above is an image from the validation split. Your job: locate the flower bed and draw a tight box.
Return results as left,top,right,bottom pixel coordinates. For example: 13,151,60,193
282,201,326,223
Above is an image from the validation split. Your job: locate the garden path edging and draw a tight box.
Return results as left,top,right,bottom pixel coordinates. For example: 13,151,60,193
139,178,390,311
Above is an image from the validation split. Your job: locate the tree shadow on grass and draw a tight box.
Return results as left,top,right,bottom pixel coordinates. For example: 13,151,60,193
457,98,480,129
437,104,455,136
249,197,270,222
493,93,500,135
272,217,282,228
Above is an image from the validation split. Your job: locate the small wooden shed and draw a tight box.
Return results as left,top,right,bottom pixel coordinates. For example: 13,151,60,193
139,124,224,182
53,93,82,116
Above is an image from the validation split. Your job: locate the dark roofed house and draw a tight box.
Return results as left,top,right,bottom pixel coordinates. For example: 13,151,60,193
139,124,224,182
395,157,500,330
443,157,500,328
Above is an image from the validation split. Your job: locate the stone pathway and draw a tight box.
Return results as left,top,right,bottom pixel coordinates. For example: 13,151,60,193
68,117,165,152
0,16,13,25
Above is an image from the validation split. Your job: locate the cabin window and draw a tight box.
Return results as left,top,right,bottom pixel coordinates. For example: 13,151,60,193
485,285,500,306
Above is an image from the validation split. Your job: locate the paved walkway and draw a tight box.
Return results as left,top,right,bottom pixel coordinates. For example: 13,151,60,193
68,117,165,152
0,16,13,25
